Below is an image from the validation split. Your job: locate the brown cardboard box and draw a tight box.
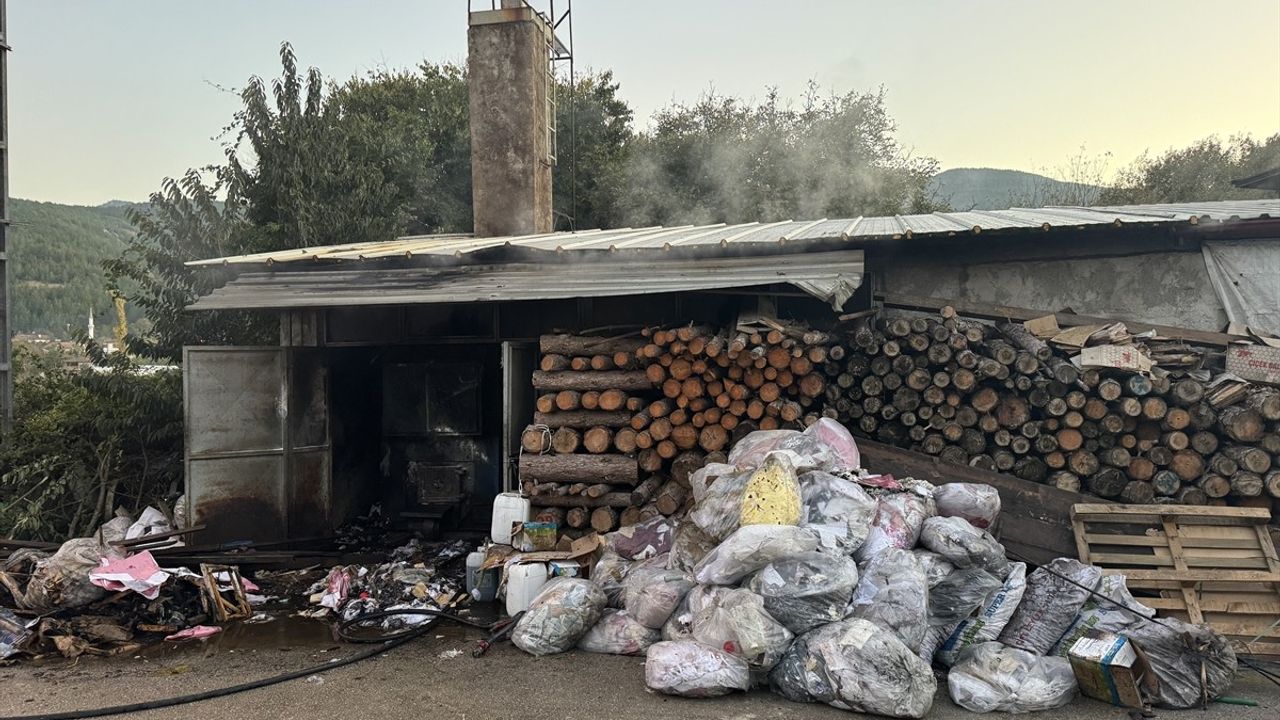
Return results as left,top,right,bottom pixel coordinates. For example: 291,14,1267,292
1068,631,1153,709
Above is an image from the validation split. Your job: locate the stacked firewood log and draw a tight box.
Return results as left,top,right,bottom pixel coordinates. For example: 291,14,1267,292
822,309,1280,507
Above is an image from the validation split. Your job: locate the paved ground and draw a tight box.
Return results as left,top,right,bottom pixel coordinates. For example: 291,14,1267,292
0,618,1277,720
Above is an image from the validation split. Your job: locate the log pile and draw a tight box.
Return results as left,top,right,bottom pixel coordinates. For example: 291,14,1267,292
822,308,1280,508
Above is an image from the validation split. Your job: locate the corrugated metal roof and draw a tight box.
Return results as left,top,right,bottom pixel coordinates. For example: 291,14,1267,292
188,250,865,311
188,199,1280,268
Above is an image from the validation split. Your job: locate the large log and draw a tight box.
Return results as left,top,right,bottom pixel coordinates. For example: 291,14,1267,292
519,453,639,486
539,334,646,356
533,370,654,392
1219,406,1264,443
534,410,632,429
550,427,581,454
529,492,634,508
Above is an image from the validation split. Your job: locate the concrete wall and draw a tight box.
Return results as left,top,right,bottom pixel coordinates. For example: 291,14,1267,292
468,8,554,238
881,249,1229,331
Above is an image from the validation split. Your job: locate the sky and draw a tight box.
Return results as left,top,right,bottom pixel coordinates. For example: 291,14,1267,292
10,0,1280,206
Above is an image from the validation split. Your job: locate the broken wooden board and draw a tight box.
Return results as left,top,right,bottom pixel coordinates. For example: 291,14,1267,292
858,437,1081,566
1071,503,1280,657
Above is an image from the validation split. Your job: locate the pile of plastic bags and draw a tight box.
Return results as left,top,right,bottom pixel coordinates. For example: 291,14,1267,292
509,418,1238,716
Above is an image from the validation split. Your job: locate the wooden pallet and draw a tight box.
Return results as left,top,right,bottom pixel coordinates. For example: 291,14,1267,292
1071,503,1280,657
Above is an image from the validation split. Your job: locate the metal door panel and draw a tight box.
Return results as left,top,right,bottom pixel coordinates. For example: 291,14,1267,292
501,341,536,492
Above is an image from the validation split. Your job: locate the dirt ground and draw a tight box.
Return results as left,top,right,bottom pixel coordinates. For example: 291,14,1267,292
0,616,1277,720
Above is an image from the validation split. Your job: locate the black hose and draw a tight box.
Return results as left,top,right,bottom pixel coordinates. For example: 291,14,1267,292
0,609,498,720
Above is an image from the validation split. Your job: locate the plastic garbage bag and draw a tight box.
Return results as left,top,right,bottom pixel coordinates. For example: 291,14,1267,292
770,618,937,718
914,549,957,588
693,524,819,585
855,490,935,563
728,430,800,470
662,585,732,641
919,516,1009,575
930,567,1002,629
948,642,1077,713
998,558,1101,655
933,483,1001,529
690,462,737,504
740,452,802,528
96,511,133,544
746,551,859,634
937,562,1028,667
645,640,751,697
689,469,754,541
605,516,674,561
577,609,660,655
19,538,122,611
125,506,173,541
849,547,929,652
1126,616,1237,708
666,521,718,575
623,555,694,628
692,588,794,673
790,417,861,472
1051,574,1156,656
592,551,633,608
800,470,877,553
511,578,606,656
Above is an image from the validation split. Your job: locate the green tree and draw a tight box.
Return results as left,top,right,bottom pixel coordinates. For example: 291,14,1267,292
553,69,634,231
1100,133,1280,204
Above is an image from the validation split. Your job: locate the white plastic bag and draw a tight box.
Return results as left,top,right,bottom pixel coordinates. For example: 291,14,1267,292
591,551,632,608
770,618,937,718
746,551,859,634
510,578,606,656
577,609,660,655
937,562,1028,667
623,554,693,629
666,521,718,575
19,538,122,611
855,490,935,563
690,462,737,504
933,483,1001,529
645,640,751,697
914,549,957,588
918,516,1009,574
693,524,819,585
799,470,877,554
1126,616,1237,709
688,469,754,541
948,642,1077,713
662,585,732,641
849,547,929,652
1051,574,1155,656
728,430,800,470
691,588,794,673
998,558,1101,655
790,417,860,472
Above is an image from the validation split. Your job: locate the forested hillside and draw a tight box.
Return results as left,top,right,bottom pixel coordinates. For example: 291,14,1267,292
9,198,144,337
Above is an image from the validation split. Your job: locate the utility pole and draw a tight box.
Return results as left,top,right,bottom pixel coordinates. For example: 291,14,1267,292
0,0,11,431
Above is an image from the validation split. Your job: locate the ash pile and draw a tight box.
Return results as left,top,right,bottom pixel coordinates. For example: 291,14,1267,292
502,420,1239,716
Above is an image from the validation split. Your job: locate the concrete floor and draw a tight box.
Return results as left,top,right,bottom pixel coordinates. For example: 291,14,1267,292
0,619,1277,720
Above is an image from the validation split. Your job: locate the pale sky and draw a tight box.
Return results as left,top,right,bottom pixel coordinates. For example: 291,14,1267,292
11,0,1280,206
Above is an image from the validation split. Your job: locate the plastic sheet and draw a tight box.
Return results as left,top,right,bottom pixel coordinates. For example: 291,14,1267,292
856,491,935,563
693,524,819,585
937,562,1028,667
740,453,803,528
688,469,754,541
666,521,718,575
918,516,1009,574
591,552,632,608
645,640,751,697
662,585,732,641
932,483,1001,529
606,516,675,561
1126,616,1237,709
511,578,606,656
770,618,937,718
577,609,660,655
998,558,1101,655
914,549,957,589
746,551,859,635
692,588,794,672
1051,574,1155,656
799,470,877,554
623,555,694,629
848,547,929,652
948,642,1077,713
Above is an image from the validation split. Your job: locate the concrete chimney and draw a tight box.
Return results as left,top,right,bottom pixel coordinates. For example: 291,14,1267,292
468,1,555,238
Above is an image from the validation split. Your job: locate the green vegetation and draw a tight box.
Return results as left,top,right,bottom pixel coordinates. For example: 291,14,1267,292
928,168,1102,211
1101,134,1280,204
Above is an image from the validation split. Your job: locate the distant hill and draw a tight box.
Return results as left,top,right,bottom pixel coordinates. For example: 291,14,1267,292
8,199,146,338
928,168,1102,211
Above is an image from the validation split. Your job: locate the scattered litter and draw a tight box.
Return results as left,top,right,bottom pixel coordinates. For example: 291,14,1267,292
305,675,324,685
436,648,464,659
164,625,222,641
88,551,171,600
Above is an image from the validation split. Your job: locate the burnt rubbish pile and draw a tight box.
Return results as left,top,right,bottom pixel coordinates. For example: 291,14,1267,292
504,422,1239,716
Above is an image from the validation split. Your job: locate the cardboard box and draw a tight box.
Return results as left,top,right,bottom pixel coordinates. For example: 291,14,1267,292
1226,344,1280,386
1068,632,1152,709
511,521,558,552
1076,345,1152,374
548,560,585,578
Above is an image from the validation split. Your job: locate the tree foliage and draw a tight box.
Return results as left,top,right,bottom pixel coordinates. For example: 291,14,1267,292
553,69,634,231
1100,133,1280,204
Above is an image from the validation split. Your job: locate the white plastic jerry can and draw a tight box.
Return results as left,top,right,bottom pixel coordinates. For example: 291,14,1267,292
490,492,531,546
505,563,548,616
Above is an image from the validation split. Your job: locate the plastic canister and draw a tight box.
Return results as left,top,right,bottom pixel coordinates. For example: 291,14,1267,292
490,493,531,546
466,549,499,602
506,563,548,616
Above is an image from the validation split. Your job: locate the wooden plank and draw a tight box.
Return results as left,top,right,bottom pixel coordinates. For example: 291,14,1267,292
1086,552,1269,569
1162,517,1205,624
877,292,1248,349
1147,597,1280,614
1071,503,1271,525
1083,533,1261,550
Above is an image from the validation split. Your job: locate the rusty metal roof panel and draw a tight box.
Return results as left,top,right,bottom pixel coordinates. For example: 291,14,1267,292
187,199,1279,267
